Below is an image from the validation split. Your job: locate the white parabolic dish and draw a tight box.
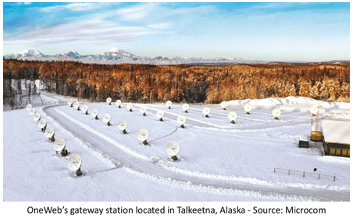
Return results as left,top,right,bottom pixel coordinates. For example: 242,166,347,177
26,104,32,111
33,112,41,121
29,108,36,115
106,97,112,103
37,118,46,128
182,104,189,111
67,99,73,106
272,109,281,117
177,115,186,124
244,104,252,112
127,102,133,109
166,101,172,107
228,112,238,121
54,138,66,151
67,153,82,171
310,106,319,114
140,106,147,114
166,141,180,156
220,101,228,109
102,114,111,123
82,105,88,112
118,120,127,130
202,107,210,115
156,110,164,118
91,109,98,117
116,100,122,106
74,101,80,108
137,129,149,141
44,126,55,138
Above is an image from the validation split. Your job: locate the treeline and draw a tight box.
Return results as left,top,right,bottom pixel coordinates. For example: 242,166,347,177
3,59,350,105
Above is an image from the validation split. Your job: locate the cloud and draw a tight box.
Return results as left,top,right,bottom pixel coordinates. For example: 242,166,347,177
40,2,109,12
148,23,170,29
3,19,151,46
116,3,159,21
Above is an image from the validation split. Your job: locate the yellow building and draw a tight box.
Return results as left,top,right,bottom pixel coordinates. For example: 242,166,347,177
321,120,350,157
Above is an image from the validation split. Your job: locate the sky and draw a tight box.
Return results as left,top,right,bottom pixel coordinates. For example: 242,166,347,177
2,2,350,61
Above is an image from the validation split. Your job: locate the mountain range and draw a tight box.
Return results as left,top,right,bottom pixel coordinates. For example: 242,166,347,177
4,48,349,65
4,48,256,65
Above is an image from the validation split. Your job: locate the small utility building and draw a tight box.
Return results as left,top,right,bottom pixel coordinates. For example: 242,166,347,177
321,120,350,157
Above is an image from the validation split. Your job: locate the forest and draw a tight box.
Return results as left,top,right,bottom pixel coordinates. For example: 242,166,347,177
3,59,350,108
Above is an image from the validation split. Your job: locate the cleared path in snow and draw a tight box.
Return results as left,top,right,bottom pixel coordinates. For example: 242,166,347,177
43,105,349,201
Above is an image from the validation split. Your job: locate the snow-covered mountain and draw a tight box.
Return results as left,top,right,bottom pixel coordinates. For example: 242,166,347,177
4,48,251,65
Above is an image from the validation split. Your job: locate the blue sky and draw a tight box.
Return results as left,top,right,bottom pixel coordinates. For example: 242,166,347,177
2,2,350,61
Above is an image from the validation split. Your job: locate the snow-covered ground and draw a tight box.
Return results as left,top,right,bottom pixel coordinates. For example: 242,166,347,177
3,91,350,203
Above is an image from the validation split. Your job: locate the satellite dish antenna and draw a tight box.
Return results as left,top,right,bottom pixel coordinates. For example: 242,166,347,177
54,137,68,156
73,101,80,111
156,110,164,121
106,97,112,105
166,100,172,109
33,112,41,121
177,115,186,128
26,104,32,111
44,126,55,142
244,104,252,114
67,99,73,107
228,112,238,124
91,108,99,120
140,106,147,116
202,107,211,118
272,109,281,120
182,104,189,113
82,105,88,115
166,141,180,161
102,113,111,126
310,106,319,116
116,100,122,108
137,129,149,145
29,107,36,115
67,153,82,176
127,102,133,112
37,118,47,132
118,120,127,134
220,101,228,110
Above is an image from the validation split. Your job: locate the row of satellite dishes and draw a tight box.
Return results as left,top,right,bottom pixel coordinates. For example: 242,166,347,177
26,104,83,176
68,99,181,160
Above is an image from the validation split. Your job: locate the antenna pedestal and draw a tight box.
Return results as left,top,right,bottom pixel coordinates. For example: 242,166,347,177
50,135,55,142
118,105,121,108
180,124,185,128
274,117,279,120
184,111,188,113
85,111,88,115
159,118,163,121
95,116,99,120
129,109,132,112
42,125,47,133
231,120,235,124
76,168,82,176
143,140,148,145
143,113,146,116
246,112,250,115
122,129,127,134
170,156,178,161
61,149,68,157
168,106,171,109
